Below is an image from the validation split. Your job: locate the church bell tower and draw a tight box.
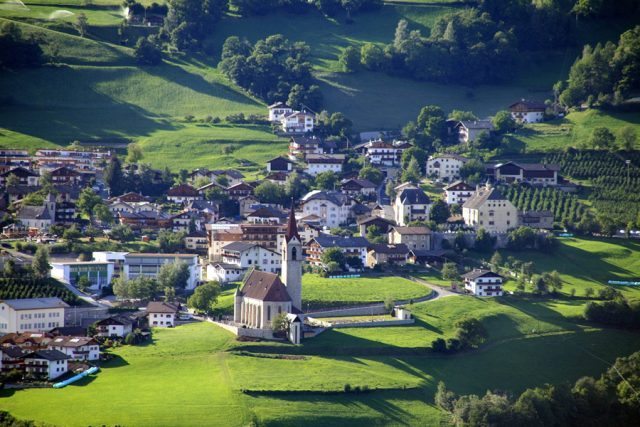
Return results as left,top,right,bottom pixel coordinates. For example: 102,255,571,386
282,202,302,312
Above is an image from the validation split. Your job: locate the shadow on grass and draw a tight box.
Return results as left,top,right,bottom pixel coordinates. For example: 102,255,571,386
100,354,130,369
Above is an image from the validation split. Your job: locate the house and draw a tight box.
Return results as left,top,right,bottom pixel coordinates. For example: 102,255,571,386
226,182,254,200
47,336,100,361
171,210,203,233
358,216,396,238
267,102,294,122
305,154,345,176
266,157,294,173
117,210,172,230
341,179,377,197
366,243,409,268
518,210,554,230
462,269,504,297
185,200,220,222
301,190,353,228
123,254,201,290
184,230,208,253
307,234,369,270
281,109,315,134
246,206,288,224
426,154,469,181
16,203,55,231
0,298,68,334
389,226,432,251
456,120,494,144
50,261,114,291
55,201,77,224
289,136,323,160
362,139,408,167
94,315,136,338
488,162,560,186
509,99,546,123
2,346,26,373
462,184,518,233
265,171,290,185
146,301,179,328
49,166,82,185
22,350,69,380
233,208,303,344
108,192,150,204
167,184,201,204
393,185,431,226
444,181,475,205
207,242,281,283
0,167,39,186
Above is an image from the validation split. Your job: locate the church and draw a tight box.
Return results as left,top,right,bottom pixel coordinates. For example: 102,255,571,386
233,205,304,344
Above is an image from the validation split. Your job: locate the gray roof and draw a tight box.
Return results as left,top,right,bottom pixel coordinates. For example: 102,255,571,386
1,297,69,311
312,234,369,248
302,190,351,207
399,188,430,205
444,181,475,191
146,301,179,314
368,243,409,255
23,349,69,361
463,186,509,209
462,269,503,280
17,205,53,221
222,241,259,252
458,120,494,130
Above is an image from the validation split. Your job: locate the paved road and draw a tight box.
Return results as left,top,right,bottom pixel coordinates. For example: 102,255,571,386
404,275,459,301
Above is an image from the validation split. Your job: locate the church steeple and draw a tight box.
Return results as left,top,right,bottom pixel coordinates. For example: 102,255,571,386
285,200,300,242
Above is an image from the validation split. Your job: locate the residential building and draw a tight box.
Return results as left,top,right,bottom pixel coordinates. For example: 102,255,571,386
267,102,293,122
288,136,323,160
184,230,208,253
0,167,39,186
341,179,377,197
389,226,432,251
47,336,100,361
50,261,114,291
426,154,469,181
171,210,202,233
94,315,137,338
281,109,315,134
23,350,69,380
488,162,560,186
123,254,201,290
0,298,68,334
462,184,518,233
393,185,431,226
456,120,494,144
358,216,396,238
444,181,475,205
167,184,201,204
305,154,345,176
266,156,294,173
16,203,55,231
146,302,179,328
366,243,409,268
207,242,281,283
462,269,504,297
307,234,369,270
301,190,353,228
226,182,254,200
362,139,409,167
518,210,554,230
246,206,288,224
117,210,172,230
49,166,82,185
509,99,546,123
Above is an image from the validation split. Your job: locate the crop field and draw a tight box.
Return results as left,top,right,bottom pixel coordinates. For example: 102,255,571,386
3,295,640,426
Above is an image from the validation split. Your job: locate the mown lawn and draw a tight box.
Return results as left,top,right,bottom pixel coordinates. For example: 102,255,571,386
302,274,430,309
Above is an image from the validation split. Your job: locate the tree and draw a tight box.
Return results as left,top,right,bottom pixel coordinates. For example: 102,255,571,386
401,157,422,183
5,174,19,188
358,165,383,185
105,157,126,196
585,287,594,298
315,171,338,190
360,43,385,70
254,181,285,204
459,159,485,184
401,146,427,174
164,286,176,302
0,21,44,69
490,251,502,270
76,276,91,292
415,105,446,150
158,230,185,252
492,110,516,134
134,37,162,65
442,261,460,283
157,261,190,290
126,143,144,164
93,203,114,225
449,110,478,121
455,318,488,349
63,225,82,242
109,224,134,242
365,225,385,243
430,199,450,224
618,126,637,151
271,312,288,334
435,381,457,411
284,172,307,200
187,281,221,314
165,0,228,49
542,270,563,292
74,13,89,38
321,247,346,268
339,46,361,72
32,246,50,279
474,228,496,253
590,127,616,150
77,188,103,217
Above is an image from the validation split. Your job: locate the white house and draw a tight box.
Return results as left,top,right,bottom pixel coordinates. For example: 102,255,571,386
306,234,369,270
166,184,201,204
426,154,469,181
123,253,201,290
462,184,519,234
281,110,315,134
393,185,431,226
456,120,494,144
50,261,114,291
146,301,179,328
305,154,345,176
23,350,69,380
92,251,128,270
268,102,293,122
207,242,281,284
509,100,546,123
444,181,475,205
94,315,135,338
301,190,353,228
362,139,411,167
0,298,68,334
47,336,100,361
462,269,504,297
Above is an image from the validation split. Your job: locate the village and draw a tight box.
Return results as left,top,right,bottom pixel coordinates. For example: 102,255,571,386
0,99,591,386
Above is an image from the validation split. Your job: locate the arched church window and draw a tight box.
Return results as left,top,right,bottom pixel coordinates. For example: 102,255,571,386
292,246,297,261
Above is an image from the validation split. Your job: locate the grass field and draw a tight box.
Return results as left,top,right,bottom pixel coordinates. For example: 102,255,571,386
302,274,430,309
3,296,640,426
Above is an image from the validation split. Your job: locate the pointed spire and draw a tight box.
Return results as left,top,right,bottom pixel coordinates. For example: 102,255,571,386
285,199,300,242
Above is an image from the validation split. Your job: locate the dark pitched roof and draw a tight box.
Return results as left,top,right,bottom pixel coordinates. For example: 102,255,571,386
222,241,259,252
444,181,475,191
391,226,432,235
1,298,69,310
458,120,494,130
17,205,53,221
248,206,288,219
399,188,431,205
167,184,199,197
509,100,546,110
1,166,38,178
357,216,395,226
146,301,179,314
462,269,503,280
23,349,69,361
312,234,369,248
368,243,409,255
240,270,292,302
463,186,509,209
95,315,134,327
341,178,376,189
285,203,300,242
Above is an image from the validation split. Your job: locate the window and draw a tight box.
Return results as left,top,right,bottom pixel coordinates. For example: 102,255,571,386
267,306,271,321
292,247,297,261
